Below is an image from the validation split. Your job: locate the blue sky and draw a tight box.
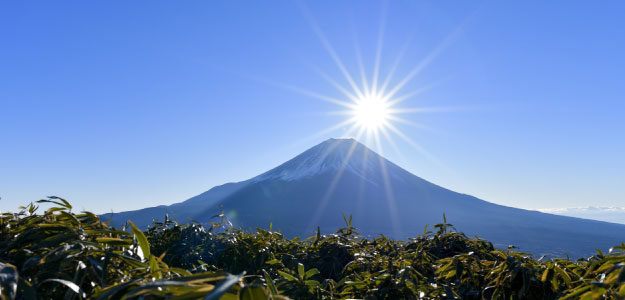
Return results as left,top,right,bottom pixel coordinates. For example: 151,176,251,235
1,1,624,217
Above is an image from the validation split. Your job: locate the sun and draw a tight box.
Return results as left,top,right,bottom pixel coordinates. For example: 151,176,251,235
271,1,457,157
353,95,390,131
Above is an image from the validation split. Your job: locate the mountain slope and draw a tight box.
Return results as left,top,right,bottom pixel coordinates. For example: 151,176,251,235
103,138,625,257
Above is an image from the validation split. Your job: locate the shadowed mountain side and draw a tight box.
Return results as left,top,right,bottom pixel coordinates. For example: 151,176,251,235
191,168,625,258
102,181,248,226
103,138,625,258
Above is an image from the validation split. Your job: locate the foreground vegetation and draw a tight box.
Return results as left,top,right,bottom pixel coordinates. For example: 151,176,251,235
1,198,625,299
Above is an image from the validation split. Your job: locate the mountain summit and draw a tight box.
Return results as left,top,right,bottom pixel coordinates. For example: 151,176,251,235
253,138,409,185
105,138,625,258
253,138,378,182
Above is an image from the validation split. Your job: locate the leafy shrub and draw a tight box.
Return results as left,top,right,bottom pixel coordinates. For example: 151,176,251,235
1,197,624,299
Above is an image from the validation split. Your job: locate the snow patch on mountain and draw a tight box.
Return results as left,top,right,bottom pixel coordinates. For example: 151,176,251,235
252,138,387,183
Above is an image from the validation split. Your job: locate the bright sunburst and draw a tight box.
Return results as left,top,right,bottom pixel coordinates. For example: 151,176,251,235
352,94,390,131
279,1,467,155
285,1,458,153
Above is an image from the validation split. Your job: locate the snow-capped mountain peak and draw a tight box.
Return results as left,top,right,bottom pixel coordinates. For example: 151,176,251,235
107,137,625,259
252,138,387,182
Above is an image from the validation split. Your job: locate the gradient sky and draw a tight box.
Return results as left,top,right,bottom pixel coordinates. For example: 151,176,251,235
1,1,624,217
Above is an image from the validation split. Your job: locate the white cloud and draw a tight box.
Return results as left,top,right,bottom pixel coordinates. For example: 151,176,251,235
537,207,625,224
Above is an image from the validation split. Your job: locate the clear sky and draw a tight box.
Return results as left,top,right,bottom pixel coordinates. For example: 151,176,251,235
1,1,624,217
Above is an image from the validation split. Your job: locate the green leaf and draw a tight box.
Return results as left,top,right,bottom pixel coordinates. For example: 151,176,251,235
265,259,281,265
541,268,552,282
128,220,150,260
304,280,320,287
93,281,141,300
262,269,278,295
297,263,305,280
220,294,239,300
239,286,268,300
445,269,457,279
38,197,72,209
95,237,132,245
277,270,297,282
149,256,161,278
554,265,572,286
561,285,592,300
39,279,85,298
305,268,319,279
51,196,72,209
84,229,132,237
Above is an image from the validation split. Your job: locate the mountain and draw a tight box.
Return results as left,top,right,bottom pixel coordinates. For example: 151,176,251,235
103,138,625,258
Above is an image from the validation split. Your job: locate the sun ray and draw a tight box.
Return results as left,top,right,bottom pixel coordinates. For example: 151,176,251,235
307,63,360,102
379,125,405,160
370,1,388,96
384,122,444,168
379,35,414,96
386,74,457,107
325,110,356,116
356,142,370,222
386,115,430,129
274,82,355,109
354,37,370,96
384,122,426,152
304,117,358,140
373,130,402,237
386,84,436,106
342,121,364,138
347,12,370,97
384,26,463,100
389,105,469,114
297,1,365,99
220,68,358,109
287,118,360,153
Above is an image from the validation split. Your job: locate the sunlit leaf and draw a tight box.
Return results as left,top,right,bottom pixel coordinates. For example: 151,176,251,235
128,220,150,260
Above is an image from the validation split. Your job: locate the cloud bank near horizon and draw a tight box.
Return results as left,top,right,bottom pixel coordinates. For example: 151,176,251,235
537,207,625,225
